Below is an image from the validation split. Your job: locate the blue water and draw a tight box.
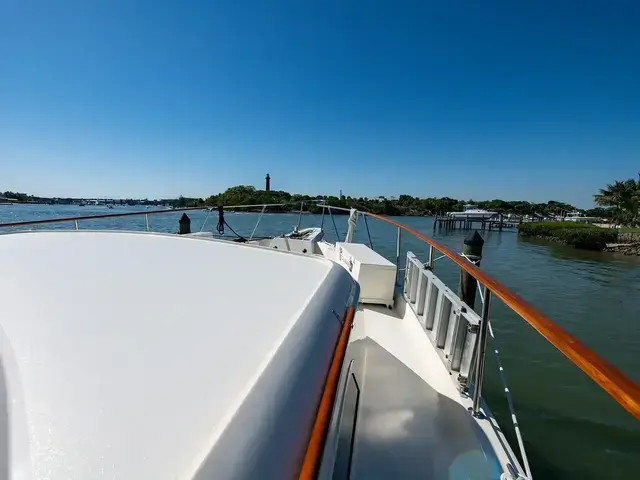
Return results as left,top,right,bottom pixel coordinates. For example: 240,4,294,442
1,204,639,478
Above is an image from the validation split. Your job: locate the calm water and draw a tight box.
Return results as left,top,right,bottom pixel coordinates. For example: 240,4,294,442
2,204,639,478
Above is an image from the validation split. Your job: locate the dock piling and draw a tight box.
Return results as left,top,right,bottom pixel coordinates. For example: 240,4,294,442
458,230,484,309
178,213,191,235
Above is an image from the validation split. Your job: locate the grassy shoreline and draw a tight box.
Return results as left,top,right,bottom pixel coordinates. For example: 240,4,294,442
518,222,618,251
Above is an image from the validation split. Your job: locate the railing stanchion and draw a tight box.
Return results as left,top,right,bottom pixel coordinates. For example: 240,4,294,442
145,214,150,232
74,220,79,231
428,245,435,271
459,231,484,309
472,287,491,416
296,201,304,229
363,213,373,249
328,207,340,241
395,226,402,286
249,205,267,240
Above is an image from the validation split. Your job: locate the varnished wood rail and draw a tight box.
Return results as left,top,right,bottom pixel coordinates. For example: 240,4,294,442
299,306,356,479
363,212,640,421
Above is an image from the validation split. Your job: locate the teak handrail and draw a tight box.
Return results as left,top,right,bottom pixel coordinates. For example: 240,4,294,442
299,306,355,479
363,212,640,420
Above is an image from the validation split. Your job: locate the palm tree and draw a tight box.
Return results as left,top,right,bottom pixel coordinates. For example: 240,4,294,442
594,174,640,226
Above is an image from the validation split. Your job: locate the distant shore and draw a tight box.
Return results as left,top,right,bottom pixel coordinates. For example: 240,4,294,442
518,221,640,256
604,232,640,256
1,185,606,220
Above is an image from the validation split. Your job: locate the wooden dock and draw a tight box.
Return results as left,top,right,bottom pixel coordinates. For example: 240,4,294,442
433,214,519,232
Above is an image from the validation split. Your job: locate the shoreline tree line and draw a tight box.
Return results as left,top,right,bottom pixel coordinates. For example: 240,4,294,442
200,185,587,217
4,173,638,223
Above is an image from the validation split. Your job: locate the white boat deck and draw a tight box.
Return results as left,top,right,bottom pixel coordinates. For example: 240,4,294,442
351,304,462,401
318,241,519,477
338,302,518,479
0,231,356,479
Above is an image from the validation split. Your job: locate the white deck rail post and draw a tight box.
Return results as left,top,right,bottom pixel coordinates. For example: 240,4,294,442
249,205,267,240
428,245,435,271
472,286,491,416
362,213,373,249
345,208,358,242
296,201,304,230
459,231,484,309
395,227,402,286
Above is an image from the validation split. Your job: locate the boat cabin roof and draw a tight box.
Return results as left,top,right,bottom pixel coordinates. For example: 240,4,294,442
0,231,356,479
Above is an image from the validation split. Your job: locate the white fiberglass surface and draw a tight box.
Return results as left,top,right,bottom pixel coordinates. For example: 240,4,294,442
344,303,522,479
0,231,335,479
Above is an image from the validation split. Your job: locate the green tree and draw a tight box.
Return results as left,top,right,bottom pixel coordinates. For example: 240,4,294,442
594,175,640,226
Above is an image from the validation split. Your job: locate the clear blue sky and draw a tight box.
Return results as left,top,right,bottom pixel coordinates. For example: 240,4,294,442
1,1,638,207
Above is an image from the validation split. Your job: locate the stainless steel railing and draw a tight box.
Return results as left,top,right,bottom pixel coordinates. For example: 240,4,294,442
0,202,309,233
403,252,481,391
362,210,640,424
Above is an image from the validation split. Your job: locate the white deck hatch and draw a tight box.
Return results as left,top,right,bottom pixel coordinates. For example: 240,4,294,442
336,242,396,307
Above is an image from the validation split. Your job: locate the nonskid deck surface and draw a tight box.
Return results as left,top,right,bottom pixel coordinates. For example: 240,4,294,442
344,304,505,479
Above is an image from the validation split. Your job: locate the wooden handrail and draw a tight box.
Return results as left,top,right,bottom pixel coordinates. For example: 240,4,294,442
363,212,640,420
299,306,356,479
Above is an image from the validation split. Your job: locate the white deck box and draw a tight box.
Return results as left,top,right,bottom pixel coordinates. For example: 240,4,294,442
336,242,396,307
